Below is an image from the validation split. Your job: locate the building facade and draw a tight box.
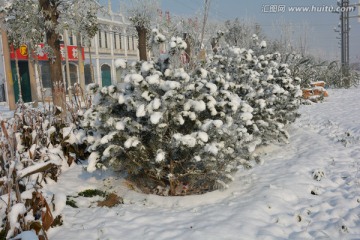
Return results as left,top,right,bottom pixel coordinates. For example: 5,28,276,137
0,6,139,106
83,8,139,88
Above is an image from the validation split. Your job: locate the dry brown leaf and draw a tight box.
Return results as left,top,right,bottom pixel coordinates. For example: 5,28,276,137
97,193,123,208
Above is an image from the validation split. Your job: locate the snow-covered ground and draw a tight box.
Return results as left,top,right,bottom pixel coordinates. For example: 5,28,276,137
0,103,13,119
44,88,359,240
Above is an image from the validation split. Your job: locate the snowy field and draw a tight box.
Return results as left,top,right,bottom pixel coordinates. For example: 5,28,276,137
40,88,360,240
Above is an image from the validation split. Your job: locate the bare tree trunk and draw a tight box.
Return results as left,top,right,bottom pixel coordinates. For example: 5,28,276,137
28,45,39,107
39,0,66,116
14,50,23,103
136,26,147,61
49,39,66,113
1,29,16,110
63,30,72,102
77,33,85,91
200,0,211,49
184,33,191,63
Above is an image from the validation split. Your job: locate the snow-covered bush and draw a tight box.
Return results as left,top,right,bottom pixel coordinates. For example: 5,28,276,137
207,46,302,145
83,40,302,196
82,64,244,195
0,105,85,238
266,52,360,89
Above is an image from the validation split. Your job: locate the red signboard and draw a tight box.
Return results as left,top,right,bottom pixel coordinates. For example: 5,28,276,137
10,43,85,61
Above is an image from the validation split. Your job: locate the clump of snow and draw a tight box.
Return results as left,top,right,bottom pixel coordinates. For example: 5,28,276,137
184,100,206,112
152,98,161,110
169,37,187,53
7,203,27,238
116,121,125,131
136,104,146,118
52,193,66,217
17,161,61,179
124,137,140,149
141,91,152,101
252,34,259,41
147,74,160,85
259,40,267,49
124,74,144,85
160,81,181,91
87,152,100,173
204,143,219,155
151,28,166,43
240,112,253,121
103,145,117,157
115,58,127,69
198,68,208,78
86,83,99,93
206,82,217,94
155,149,166,163
150,112,163,124
100,132,117,144
256,99,266,109
141,62,154,73
173,68,190,82
118,94,125,104
173,133,197,148
213,120,223,128
197,131,209,143
100,87,108,95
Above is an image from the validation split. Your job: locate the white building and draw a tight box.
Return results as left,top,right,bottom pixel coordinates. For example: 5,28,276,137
87,6,139,86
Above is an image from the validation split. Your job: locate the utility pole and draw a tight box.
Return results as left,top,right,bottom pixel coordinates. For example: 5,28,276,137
335,0,360,86
340,0,350,76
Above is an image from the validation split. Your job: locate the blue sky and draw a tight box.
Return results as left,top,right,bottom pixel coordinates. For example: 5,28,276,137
101,0,360,62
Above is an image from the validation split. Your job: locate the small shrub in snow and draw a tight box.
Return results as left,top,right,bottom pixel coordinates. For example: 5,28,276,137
83,40,302,196
66,189,123,208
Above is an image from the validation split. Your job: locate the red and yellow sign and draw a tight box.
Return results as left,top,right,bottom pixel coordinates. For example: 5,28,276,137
19,45,28,57
10,44,85,61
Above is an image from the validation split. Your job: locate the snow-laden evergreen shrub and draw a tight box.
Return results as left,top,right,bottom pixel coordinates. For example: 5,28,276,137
207,47,302,145
82,64,244,195
83,41,302,196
